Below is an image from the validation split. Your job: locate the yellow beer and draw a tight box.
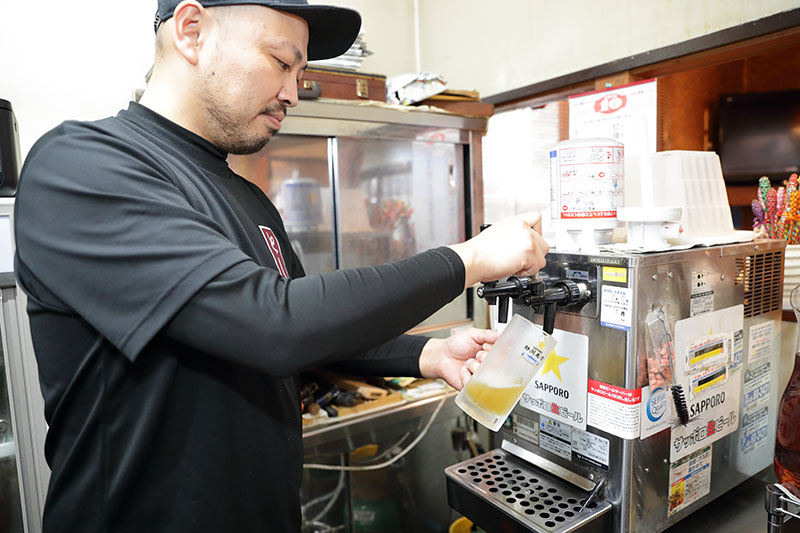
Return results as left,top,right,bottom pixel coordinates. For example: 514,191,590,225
463,380,526,416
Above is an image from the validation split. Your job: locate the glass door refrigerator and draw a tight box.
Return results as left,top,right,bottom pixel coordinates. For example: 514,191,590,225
0,99,48,533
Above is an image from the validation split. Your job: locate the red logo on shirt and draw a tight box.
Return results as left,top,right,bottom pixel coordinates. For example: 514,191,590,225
259,226,289,278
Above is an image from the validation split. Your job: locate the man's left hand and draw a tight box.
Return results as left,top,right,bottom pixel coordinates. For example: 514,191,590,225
418,328,499,390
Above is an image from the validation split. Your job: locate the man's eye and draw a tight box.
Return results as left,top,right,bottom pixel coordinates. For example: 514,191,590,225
275,58,290,72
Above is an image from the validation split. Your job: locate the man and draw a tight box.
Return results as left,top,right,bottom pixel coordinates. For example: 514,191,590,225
13,1,549,531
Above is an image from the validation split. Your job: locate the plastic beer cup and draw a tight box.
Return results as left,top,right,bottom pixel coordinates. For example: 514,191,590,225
455,314,556,431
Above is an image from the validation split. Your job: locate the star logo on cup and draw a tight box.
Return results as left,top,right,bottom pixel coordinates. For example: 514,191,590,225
541,350,569,382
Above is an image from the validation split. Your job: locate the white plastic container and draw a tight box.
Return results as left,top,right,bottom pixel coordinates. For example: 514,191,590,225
456,314,557,431
549,138,624,250
623,151,752,246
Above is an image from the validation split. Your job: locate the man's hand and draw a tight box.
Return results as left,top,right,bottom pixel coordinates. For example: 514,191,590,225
418,328,499,390
448,212,549,289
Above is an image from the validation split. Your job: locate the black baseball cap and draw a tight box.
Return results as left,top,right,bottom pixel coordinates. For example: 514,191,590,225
155,0,361,60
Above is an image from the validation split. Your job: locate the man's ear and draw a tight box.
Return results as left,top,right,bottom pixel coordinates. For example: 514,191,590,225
170,0,207,66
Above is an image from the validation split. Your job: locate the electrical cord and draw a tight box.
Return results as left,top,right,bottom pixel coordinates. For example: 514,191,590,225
302,396,447,472
301,461,347,523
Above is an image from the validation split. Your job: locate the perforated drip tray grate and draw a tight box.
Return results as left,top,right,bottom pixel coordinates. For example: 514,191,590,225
445,449,612,533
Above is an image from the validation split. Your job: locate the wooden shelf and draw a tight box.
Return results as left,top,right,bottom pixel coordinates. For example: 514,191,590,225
727,186,756,207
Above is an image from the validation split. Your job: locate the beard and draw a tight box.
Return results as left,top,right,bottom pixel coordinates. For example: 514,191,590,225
195,76,286,155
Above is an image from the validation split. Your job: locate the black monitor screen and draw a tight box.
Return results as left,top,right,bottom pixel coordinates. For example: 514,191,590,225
717,90,800,183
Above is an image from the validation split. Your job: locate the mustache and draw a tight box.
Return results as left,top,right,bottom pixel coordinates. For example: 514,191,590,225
261,103,287,117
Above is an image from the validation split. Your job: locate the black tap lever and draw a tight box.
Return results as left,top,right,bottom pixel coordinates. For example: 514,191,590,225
477,277,588,334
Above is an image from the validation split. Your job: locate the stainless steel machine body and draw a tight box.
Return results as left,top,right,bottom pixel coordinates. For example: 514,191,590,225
447,240,786,532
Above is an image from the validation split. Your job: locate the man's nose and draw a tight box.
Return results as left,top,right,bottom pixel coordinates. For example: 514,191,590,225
279,78,299,108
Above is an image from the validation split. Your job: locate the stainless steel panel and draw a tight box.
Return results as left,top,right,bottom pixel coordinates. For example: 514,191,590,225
446,449,612,532
285,100,488,137
478,242,788,532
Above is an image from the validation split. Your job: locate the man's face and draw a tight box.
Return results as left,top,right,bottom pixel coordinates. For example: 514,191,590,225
195,6,308,154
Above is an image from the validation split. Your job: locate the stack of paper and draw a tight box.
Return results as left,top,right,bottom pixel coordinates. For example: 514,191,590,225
310,30,372,71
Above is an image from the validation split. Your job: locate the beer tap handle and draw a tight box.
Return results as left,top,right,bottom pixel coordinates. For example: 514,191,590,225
497,295,510,324
542,303,557,335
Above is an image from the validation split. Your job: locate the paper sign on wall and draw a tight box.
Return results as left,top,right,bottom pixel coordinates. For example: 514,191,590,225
569,79,657,159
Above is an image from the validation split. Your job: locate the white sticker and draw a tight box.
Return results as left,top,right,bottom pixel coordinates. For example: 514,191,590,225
519,329,589,430
668,446,712,516
571,428,610,469
748,321,774,363
600,285,632,331
587,379,641,439
743,362,771,411
539,415,572,460
689,366,728,400
690,271,714,317
730,329,744,372
671,306,743,462
512,413,539,445
740,406,769,455
685,333,730,372
640,385,671,439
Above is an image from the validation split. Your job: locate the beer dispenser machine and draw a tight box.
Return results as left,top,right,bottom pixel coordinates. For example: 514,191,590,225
446,240,786,532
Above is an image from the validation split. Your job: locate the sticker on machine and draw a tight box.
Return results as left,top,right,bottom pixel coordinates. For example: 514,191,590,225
512,413,539,445
640,385,670,439
539,415,573,460
689,271,713,317
670,306,743,462
571,428,610,469
748,320,774,363
668,445,712,517
730,329,744,372
600,285,632,331
743,362,771,411
740,406,770,455
519,329,589,430
587,379,641,439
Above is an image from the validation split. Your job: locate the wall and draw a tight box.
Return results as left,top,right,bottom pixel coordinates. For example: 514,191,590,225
2,0,798,158
0,1,156,158
319,0,417,76
416,0,800,100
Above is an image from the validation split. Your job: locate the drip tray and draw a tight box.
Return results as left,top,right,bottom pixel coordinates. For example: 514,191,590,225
445,449,612,533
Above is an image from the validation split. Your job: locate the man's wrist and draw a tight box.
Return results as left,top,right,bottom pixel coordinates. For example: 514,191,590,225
447,243,479,289
418,338,442,379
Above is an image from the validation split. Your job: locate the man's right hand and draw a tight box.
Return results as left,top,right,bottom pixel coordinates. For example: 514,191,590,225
448,212,549,289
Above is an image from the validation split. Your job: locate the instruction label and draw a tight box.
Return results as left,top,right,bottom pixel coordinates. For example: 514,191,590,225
730,329,744,372
539,415,573,460
587,379,641,439
740,406,770,455
748,321,774,363
668,445,712,516
690,271,714,317
743,362,771,411
571,428,610,469
600,285,632,331
512,413,539,445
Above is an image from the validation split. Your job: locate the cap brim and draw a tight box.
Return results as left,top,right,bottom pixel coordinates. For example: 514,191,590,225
276,5,361,61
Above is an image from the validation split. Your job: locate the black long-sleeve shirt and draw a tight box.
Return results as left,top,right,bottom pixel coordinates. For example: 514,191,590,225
14,102,465,532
